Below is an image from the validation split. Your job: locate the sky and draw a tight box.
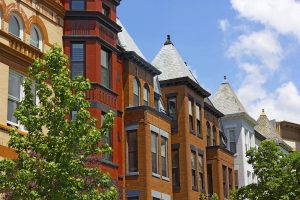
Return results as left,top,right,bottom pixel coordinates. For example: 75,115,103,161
118,0,300,123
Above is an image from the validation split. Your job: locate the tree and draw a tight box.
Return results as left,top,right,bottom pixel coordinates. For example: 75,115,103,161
235,140,300,200
0,45,117,199
211,193,219,200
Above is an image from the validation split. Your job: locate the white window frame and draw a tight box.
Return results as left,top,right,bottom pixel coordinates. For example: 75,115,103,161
9,13,24,40
30,25,43,51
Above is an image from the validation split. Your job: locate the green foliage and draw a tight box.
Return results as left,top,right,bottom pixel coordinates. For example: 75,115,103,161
0,45,117,199
211,193,219,200
235,140,300,200
199,192,208,200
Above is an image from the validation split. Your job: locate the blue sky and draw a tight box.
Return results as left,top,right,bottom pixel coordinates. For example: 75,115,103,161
118,0,300,123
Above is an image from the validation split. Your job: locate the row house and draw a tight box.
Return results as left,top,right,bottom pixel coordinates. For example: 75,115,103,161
62,0,124,197
211,79,258,188
152,36,235,200
117,20,173,200
0,0,64,159
276,121,300,152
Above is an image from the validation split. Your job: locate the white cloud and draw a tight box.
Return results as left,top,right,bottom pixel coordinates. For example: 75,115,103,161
245,82,300,123
227,30,282,70
218,19,230,32
231,0,300,41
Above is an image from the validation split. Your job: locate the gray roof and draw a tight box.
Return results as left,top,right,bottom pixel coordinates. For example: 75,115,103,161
255,110,292,151
117,19,146,60
152,35,197,83
211,80,246,115
154,76,162,95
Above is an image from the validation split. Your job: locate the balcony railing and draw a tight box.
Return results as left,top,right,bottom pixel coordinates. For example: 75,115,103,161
86,83,118,109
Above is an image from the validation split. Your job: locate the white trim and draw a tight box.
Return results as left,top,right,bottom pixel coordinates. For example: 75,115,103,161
152,172,160,178
162,193,171,200
162,176,170,181
151,190,161,199
160,129,168,138
150,124,159,133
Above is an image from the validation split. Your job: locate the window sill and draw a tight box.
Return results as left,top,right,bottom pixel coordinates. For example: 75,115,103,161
162,176,170,182
126,172,139,177
152,172,160,179
190,130,195,135
197,134,203,139
99,158,119,169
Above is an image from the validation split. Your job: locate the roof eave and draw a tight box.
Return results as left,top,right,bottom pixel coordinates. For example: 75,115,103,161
159,77,211,98
204,102,224,118
124,51,161,76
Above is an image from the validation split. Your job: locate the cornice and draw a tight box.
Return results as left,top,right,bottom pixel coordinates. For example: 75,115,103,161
221,112,258,127
65,11,122,33
159,77,211,98
36,0,65,17
122,51,161,76
126,106,172,122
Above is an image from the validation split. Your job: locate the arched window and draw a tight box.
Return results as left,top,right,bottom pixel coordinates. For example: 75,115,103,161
212,126,217,146
133,78,140,106
9,13,23,38
143,84,150,106
206,122,211,146
30,25,42,50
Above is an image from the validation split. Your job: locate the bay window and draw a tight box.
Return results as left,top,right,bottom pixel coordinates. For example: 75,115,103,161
127,131,138,173
191,150,197,190
133,78,140,106
101,49,111,88
161,137,168,177
198,154,204,191
101,112,112,161
151,132,158,174
196,104,202,137
71,43,85,79
188,99,194,132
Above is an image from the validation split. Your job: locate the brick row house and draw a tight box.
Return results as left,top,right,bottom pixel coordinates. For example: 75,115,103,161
0,0,236,199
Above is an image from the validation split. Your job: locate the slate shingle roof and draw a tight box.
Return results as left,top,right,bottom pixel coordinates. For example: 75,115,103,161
211,80,246,115
117,19,146,60
152,35,197,83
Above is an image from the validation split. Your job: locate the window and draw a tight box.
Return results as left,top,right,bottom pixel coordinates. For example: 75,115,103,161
229,168,233,191
154,97,159,110
151,132,158,174
247,171,251,184
229,129,236,153
101,112,112,161
133,78,140,106
143,85,150,106
71,43,85,79
102,3,110,17
70,0,85,10
223,166,228,198
101,49,111,88
167,97,176,120
30,25,42,50
212,126,217,146
127,131,138,173
206,122,211,146
188,99,194,132
172,147,180,188
196,104,202,137
198,154,204,191
7,71,23,126
207,164,213,196
7,71,36,130
191,151,197,190
9,14,22,38
161,137,168,177
235,170,239,189
153,198,160,200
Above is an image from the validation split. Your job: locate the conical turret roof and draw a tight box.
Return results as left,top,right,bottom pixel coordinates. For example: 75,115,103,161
211,78,246,115
117,19,146,60
152,35,197,83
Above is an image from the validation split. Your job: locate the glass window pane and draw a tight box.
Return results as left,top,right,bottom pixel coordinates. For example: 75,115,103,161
71,0,85,10
72,43,84,61
196,105,200,120
9,15,20,37
30,27,39,48
9,72,21,99
188,100,192,115
101,49,109,68
7,100,18,124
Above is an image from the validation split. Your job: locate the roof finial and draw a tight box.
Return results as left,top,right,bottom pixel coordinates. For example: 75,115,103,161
164,34,173,45
223,75,228,84
261,109,266,116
